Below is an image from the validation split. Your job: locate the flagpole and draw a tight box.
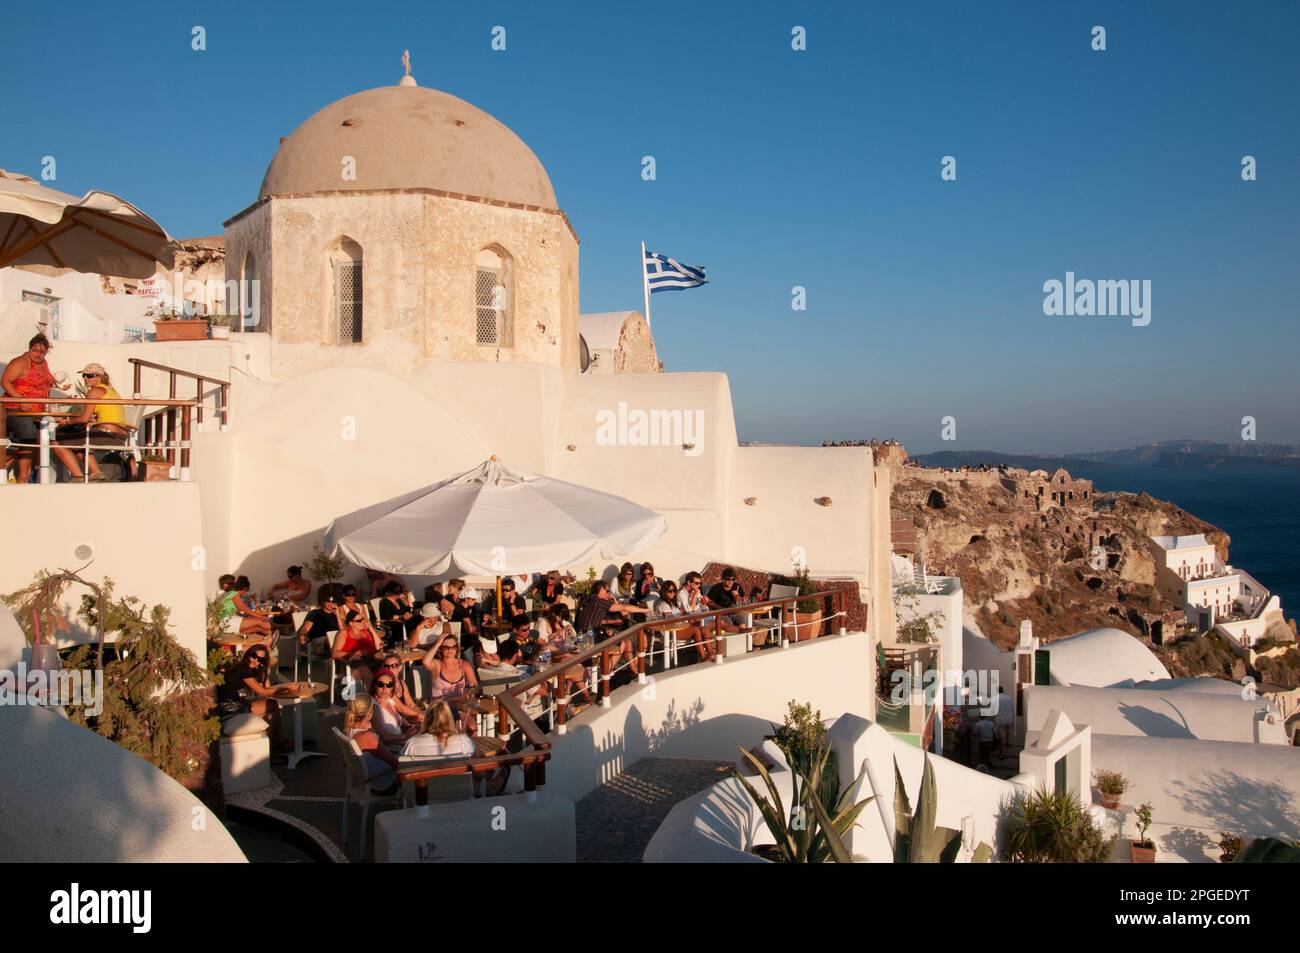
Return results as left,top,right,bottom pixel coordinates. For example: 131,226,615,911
640,241,652,331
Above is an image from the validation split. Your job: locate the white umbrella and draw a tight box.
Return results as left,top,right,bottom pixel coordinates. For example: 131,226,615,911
0,168,174,278
324,458,667,577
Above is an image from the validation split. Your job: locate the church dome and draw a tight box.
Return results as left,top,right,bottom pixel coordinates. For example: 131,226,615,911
259,83,557,209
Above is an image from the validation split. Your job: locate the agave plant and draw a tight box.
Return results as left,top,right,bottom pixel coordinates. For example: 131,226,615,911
734,737,875,863
1001,786,1114,863
892,755,993,862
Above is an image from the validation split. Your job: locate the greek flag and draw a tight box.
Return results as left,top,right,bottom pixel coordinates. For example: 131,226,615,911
644,249,707,293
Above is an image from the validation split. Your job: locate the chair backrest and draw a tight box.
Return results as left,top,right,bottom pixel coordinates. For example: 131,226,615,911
292,610,308,632
122,404,145,429
448,620,462,637
331,726,366,795
396,755,473,805
369,598,383,623
769,584,799,600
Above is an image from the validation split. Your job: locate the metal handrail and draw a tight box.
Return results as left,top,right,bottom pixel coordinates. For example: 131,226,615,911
399,587,854,804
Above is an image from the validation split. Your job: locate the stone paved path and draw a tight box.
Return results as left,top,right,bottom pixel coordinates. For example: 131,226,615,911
575,757,732,863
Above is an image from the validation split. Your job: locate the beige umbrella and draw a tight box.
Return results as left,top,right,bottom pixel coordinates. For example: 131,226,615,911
0,168,174,278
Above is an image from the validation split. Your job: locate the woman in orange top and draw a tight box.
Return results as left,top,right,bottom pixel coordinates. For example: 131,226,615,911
1,334,92,483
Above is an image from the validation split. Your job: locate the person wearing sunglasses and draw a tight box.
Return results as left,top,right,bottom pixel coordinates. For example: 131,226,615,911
655,581,715,664
53,362,127,482
298,594,340,657
420,635,480,733
635,563,661,604
217,644,299,739
369,670,420,746
375,653,419,709
331,609,381,687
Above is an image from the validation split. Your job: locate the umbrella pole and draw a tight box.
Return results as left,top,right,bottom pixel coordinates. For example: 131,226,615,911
496,576,503,631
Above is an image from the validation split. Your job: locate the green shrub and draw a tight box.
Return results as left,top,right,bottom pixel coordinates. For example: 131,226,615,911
1002,787,1114,863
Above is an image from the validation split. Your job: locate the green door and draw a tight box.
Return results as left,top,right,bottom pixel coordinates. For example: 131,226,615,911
1034,649,1051,686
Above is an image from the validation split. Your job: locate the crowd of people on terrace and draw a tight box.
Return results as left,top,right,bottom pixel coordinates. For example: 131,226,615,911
3,333,131,483
214,561,780,750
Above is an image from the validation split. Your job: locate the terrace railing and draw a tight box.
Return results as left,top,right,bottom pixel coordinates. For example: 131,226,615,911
398,587,855,806
1,395,200,483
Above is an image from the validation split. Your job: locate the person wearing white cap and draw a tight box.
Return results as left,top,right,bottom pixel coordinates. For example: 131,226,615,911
407,601,450,648
451,587,482,651
55,361,127,482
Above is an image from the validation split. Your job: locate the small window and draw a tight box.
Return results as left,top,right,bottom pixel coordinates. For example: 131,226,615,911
474,246,513,347
329,238,363,344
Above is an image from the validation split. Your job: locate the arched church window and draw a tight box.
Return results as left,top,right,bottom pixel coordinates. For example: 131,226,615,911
240,251,260,331
475,246,513,347
330,238,363,344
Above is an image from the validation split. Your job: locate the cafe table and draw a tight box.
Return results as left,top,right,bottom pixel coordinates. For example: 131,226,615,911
275,681,329,769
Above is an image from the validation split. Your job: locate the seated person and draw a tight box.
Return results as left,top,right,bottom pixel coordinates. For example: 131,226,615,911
680,571,738,634
635,562,661,603
3,335,98,483
408,602,450,647
613,562,638,604
331,609,382,687
374,653,420,710
401,701,476,759
475,632,522,672
297,593,340,656
55,362,130,482
537,604,591,706
378,581,417,645
364,567,402,603
421,634,480,733
439,579,463,618
705,566,748,632
343,695,400,796
369,668,421,746
228,576,274,644
335,584,382,646
498,578,527,618
654,580,715,663
423,581,445,607
217,645,299,744
576,580,649,675
452,587,482,651
269,565,312,605
533,570,567,609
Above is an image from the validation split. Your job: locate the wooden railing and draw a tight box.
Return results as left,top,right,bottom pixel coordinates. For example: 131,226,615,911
398,587,853,806
1,395,200,481
129,358,230,474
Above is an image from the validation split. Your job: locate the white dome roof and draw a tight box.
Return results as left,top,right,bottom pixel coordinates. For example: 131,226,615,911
1045,627,1171,687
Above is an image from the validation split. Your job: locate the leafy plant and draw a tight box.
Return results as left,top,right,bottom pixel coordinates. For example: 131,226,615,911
1218,832,1244,862
894,585,944,644
1134,802,1154,848
733,735,874,863
307,543,346,586
771,700,836,794
791,567,820,614
1231,837,1300,864
1002,786,1115,863
893,755,992,862
5,572,219,793
1093,769,1131,798
570,567,599,602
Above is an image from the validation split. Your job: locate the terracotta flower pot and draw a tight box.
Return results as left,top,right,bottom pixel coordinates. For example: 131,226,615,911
153,319,210,341
1100,791,1122,810
793,610,822,641
1131,840,1156,864
141,459,172,482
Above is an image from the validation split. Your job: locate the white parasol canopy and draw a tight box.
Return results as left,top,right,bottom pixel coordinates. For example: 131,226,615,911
324,458,667,576
0,168,174,278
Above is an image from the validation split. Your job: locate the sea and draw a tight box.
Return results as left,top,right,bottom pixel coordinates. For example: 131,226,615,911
1082,465,1299,615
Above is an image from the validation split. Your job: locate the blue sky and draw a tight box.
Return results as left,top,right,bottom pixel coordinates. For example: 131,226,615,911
3,1,1297,453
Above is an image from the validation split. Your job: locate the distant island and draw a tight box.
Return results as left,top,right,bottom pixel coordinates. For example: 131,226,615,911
911,440,1300,471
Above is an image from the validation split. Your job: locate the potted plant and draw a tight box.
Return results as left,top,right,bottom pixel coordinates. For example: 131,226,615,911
1217,832,1244,864
139,454,172,482
790,567,823,641
147,304,209,342
307,543,347,604
1093,769,1131,810
1131,802,1156,863
570,566,598,602
1002,787,1115,863
208,313,234,340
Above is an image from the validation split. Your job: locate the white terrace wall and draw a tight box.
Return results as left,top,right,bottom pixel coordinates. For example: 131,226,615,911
543,632,875,804
0,483,209,661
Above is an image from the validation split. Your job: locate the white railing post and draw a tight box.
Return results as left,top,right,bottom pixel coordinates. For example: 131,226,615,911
37,416,55,484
